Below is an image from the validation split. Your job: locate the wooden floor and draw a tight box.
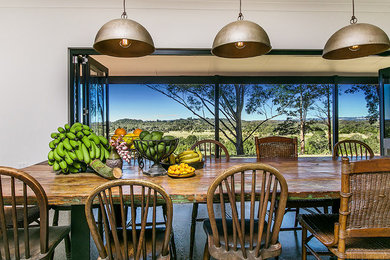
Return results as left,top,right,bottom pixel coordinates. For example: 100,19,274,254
51,204,332,259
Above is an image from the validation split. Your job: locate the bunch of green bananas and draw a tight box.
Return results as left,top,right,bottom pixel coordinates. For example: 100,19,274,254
47,122,110,174
176,149,203,164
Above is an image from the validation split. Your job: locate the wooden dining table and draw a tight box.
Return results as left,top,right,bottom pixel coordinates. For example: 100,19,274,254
21,156,342,259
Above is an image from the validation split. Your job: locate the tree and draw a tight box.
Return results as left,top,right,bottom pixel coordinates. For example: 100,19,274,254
145,84,290,155
278,84,320,154
344,84,379,124
314,84,333,152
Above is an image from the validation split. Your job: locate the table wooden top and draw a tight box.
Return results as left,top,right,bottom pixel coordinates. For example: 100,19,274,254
16,157,342,205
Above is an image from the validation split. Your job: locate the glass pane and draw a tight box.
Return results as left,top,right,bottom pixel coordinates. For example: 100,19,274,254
219,84,333,157
109,84,215,153
89,81,106,136
338,84,380,154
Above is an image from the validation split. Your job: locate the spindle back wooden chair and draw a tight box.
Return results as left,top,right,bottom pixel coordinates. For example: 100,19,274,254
255,136,333,231
332,139,374,161
188,139,230,259
299,157,390,259
255,136,298,159
0,166,71,259
85,179,173,260
203,163,288,259
191,139,230,162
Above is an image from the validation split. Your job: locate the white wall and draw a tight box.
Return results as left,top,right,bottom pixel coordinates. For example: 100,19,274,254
1,0,390,167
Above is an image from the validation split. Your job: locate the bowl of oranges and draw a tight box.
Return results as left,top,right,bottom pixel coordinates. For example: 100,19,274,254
167,163,196,178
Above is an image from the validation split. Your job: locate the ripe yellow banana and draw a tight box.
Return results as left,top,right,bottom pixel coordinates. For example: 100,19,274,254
178,152,199,160
179,149,195,156
180,156,201,164
196,150,203,161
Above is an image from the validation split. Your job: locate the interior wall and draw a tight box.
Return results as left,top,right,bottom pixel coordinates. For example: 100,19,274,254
1,0,390,167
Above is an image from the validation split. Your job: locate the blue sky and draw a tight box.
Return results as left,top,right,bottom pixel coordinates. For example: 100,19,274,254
109,84,371,121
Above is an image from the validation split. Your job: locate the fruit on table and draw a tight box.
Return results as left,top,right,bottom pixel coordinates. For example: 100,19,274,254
139,130,150,140
168,163,195,177
122,132,140,145
133,128,143,136
136,130,178,161
47,122,110,174
151,131,164,140
176,149,203,164
114,127,127,136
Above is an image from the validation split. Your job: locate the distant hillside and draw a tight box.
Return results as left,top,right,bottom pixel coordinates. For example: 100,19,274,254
107,117,379,155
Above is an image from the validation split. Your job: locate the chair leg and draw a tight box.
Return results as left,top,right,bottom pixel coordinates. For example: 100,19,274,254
64,234,72,260
53,208,59,226
203,237,210,260
302,226,307,260
170,232,177,260
294,207,299,227
324,206,329,214
189,202,199,260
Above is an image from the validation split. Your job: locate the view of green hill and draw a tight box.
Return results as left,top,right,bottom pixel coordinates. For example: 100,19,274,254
110,118,380,156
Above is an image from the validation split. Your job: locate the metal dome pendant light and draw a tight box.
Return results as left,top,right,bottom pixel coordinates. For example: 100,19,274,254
322,0,390,60
212,0,271,58
93,0,155,57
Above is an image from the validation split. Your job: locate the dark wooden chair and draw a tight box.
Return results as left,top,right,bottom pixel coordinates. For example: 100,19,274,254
85,179,173,260
255,136,333,231
299,157,390,259
0,166,71,259
255,136,298,159
203,163,288,259
189,139,230,259
190,139,230,162
332,139,375,160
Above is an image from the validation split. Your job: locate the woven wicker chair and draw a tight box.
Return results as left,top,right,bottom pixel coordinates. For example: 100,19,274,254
0,166,71,259
85,179,174,260
255,136,298,159
299,157,390,259
333,139,374,161
255,136,333,231
188,139,230,259
203,163,288,259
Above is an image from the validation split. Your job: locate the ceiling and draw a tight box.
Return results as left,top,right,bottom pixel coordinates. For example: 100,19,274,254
92,53,390,77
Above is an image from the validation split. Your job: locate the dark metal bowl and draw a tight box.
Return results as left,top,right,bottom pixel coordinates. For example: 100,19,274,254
133,138,179,176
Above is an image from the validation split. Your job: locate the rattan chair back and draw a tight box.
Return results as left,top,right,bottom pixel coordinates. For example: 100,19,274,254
206,163,288,259
0,166,49,259
85,179,173,260
191,139,230,162
255,136,298,159
340,158,390,241
333,139,374,160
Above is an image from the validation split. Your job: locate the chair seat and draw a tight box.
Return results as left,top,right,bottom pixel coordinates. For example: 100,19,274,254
107,227,169,259
298,214,338,245
286,199,335,208
299,214,390,259
329,237,390,259
203,219,281,259
4,205,40,227
0,226,70,259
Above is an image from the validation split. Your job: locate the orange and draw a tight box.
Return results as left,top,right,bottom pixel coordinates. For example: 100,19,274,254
133,128,143,136
114,128,127,136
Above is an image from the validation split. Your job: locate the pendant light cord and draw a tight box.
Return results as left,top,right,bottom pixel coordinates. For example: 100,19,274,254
350,0,357,24
121,0,127,19
237,0,244,20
